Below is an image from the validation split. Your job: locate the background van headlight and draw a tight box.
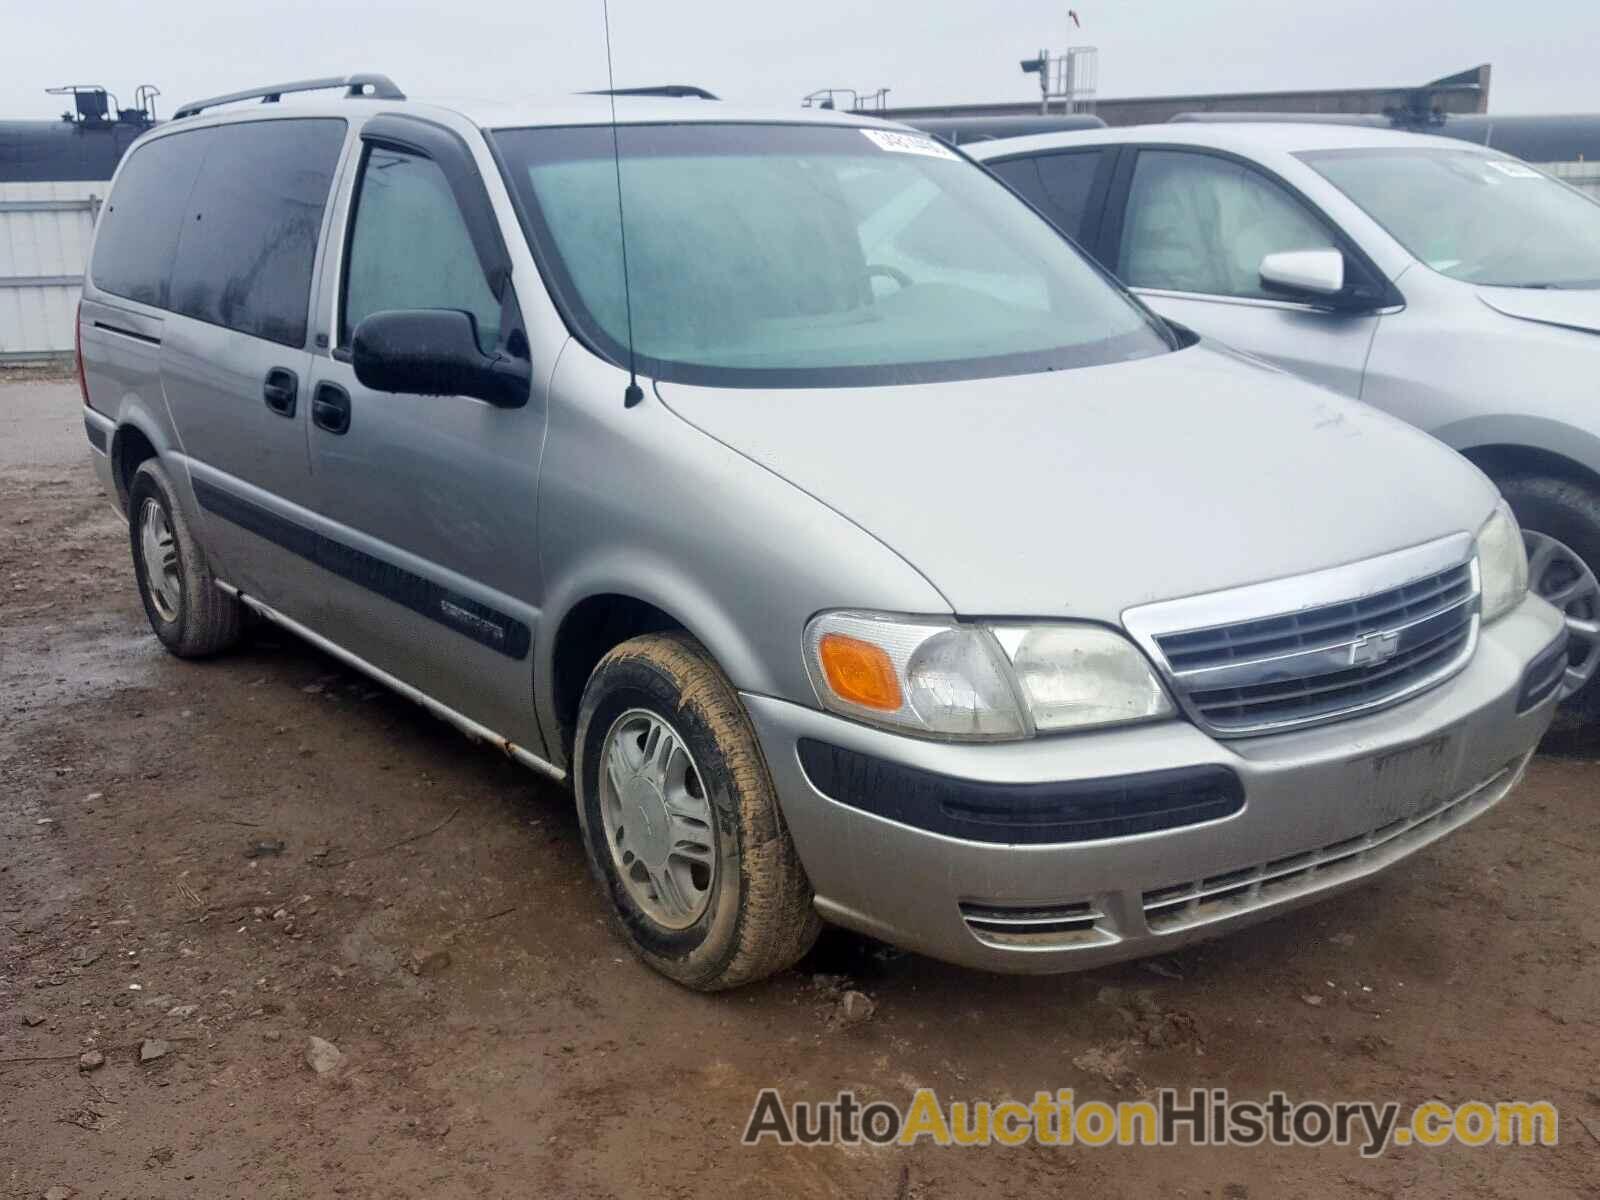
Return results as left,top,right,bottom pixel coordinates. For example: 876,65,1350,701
804,611,1173,740
1476,501,1529,624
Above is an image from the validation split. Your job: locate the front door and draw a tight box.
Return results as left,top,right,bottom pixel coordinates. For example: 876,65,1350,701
299,123,548,752
1107,147,1382,399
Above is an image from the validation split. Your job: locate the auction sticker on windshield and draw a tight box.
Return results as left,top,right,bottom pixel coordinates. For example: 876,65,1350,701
1484,160,1543,179
860,129,958,159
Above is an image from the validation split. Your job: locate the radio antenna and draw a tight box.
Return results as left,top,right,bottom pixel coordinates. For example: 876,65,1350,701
602,0,645,408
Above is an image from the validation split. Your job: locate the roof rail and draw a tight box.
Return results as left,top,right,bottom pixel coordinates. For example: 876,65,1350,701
584,85,719,100
173,74,405,119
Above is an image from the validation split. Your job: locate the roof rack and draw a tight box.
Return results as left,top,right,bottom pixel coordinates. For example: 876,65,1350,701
173,73,404,119
584,85,719,100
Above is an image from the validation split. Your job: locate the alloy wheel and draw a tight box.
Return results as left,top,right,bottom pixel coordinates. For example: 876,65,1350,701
1524,529,1600,696
138,497,182,623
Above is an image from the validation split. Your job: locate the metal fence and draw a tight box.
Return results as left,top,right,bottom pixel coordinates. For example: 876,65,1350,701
0,181,100,363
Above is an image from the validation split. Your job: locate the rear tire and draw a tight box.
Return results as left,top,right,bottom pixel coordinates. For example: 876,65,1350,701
574,632,821,990
1495,473,1600,731
128,459,242,658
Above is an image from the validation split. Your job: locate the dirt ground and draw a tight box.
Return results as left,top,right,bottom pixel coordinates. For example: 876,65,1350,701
2,373,1596,1199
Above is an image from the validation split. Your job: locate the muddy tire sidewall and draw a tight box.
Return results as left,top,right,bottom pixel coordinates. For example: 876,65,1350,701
127,460,240,658
574,634,818,990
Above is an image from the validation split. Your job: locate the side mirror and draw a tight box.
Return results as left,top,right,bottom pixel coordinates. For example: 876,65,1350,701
351,309,529,408
1259,249,1346,302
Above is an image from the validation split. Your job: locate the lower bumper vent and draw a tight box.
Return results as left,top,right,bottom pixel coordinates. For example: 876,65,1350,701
959,900,1114,948
1141,754,1528,935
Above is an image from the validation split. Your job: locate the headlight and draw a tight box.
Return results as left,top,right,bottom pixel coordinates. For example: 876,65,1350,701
989,624,1175,731
1476,500,1529,624
803,611,1173,740
803,612,1026,739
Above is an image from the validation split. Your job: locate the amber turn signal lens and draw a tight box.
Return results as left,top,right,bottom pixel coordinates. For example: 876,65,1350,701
817,633,902,711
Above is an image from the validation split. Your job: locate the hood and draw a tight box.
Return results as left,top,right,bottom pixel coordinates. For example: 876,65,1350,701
657,344,1498,621
1479,287,1600,337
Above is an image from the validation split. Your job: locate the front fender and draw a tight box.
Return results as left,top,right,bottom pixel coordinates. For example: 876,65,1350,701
534,559,776,765
534,346,949,766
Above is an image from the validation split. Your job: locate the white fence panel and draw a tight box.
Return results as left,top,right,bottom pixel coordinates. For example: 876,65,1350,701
0,180,101,361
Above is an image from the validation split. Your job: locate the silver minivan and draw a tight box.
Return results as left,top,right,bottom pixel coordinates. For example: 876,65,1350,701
78,77,1564,989
971,122,1600,727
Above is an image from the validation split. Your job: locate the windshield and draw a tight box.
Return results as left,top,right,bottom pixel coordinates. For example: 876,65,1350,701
492,123,1172,387
1300,147,1600,289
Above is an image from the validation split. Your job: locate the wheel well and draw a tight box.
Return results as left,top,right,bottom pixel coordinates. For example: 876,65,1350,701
110,425,158,510
550,595,686,761
1459,444,1600,494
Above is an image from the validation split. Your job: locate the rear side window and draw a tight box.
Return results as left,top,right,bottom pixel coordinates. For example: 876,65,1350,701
90,129,212,307
988,150,1106,244
168,119,347,347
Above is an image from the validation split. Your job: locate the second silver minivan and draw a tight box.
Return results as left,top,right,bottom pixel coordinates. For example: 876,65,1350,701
79,76,1564,989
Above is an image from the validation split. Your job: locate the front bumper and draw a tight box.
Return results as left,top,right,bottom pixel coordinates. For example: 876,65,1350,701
745,595,1563,973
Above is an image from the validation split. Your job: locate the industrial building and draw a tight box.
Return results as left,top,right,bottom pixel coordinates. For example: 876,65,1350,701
881,62,1600,199
879,64,1494,126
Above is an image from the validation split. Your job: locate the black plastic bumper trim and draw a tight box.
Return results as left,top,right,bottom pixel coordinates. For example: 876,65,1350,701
1516,629,1570,714
796,739,1245,845
83,417,108,453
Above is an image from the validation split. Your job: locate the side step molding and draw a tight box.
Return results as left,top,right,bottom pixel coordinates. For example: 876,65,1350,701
223,584,566,784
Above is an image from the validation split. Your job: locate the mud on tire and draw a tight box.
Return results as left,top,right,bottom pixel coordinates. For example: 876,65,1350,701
574,632,821,990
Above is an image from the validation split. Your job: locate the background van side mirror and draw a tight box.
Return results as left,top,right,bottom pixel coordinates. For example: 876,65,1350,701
1259,249,1347,304
351,309,530,408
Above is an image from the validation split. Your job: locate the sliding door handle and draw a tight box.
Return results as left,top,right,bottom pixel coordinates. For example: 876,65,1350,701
262,368,298,417
312,383,351,435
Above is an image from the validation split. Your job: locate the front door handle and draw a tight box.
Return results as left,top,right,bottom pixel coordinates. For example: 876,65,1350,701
263,368,298,418
312,383,351,435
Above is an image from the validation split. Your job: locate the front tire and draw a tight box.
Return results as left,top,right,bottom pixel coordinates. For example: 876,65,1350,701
128,459,242,658
1496,473,1600,730
574,633,821,990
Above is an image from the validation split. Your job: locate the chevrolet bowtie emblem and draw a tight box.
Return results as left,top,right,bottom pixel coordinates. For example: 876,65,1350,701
1348,630,1401,667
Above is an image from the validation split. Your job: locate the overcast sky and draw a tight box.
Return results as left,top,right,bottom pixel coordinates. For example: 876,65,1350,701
6,0,1597,122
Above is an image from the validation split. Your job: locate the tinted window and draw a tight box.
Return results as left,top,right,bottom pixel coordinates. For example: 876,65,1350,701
341,146,501,353
1036,152,1104,237
989,151,1104,243
1119,150,1337,299
168,119,346,347
988,157,1050,212
90,129,211,307
493,123,1171,389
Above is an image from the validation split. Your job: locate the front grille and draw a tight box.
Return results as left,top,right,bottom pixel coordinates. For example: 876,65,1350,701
1141,754,1527,935
1152,562,1477,735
